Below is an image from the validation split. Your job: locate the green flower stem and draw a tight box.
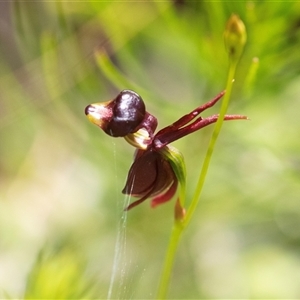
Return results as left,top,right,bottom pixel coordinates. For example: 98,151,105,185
156,221,183,299
157,15,246,297
184,60,237,227
156,60,238,299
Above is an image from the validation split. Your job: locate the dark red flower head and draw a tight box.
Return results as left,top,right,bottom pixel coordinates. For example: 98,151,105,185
85,90,247,210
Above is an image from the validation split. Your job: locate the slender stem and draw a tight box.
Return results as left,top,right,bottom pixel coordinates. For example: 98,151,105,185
156,60,238,299
184,60,237,227
156,222,183,299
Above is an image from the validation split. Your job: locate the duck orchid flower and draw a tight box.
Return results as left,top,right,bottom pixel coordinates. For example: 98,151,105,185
85,90,246,211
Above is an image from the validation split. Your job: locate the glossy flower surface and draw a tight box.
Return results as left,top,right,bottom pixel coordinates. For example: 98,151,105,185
85,90,247,210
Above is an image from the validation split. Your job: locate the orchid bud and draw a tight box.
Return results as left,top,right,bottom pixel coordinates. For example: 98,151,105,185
224,14,247,63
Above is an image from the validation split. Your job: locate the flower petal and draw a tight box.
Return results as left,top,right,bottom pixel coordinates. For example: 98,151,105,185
151,180,178,208
122,149,158,196
123,148,176,210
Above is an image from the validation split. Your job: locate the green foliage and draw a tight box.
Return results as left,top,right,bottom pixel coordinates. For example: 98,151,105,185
24,246,97,299
1,1,300,299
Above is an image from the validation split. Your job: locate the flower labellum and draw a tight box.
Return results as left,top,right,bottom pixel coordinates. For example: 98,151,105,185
85,90,146,137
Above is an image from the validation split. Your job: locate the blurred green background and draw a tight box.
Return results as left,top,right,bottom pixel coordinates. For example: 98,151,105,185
1,1,300,299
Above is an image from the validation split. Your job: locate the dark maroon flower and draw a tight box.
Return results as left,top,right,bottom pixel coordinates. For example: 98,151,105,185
85,90,247,210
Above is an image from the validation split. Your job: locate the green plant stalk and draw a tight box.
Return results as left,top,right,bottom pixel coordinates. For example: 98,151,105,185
156,221,183,299
156,60,238,299
184,60,237,227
